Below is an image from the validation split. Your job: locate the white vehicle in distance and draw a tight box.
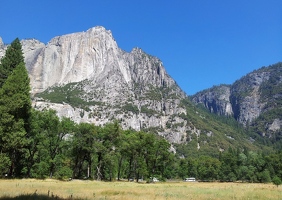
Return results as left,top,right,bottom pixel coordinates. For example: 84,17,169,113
184,177,196,182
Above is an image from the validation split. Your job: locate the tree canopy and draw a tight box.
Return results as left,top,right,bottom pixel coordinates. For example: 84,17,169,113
0,39,31,177
0,38,24,88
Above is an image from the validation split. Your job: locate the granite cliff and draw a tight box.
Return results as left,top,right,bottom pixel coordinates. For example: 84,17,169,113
0,27,190,143
191,84,233,117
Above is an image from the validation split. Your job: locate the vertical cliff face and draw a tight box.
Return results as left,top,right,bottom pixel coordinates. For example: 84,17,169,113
191,85,233,116
21,39,45,75
230,71,270,125
23,27,126,94
192,70,271,126
18,26,180,96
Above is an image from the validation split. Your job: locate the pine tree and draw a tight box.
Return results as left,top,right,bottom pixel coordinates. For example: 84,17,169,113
0,38,24,88
0,59,31,176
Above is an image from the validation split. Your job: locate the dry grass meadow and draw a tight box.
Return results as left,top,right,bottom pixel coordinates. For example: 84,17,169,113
0,179,281,200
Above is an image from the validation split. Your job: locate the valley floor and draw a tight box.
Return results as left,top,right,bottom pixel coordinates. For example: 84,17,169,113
0,179,281,200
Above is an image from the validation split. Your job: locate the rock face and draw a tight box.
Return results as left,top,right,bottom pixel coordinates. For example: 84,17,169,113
192,63,282,136
0,26,192,144
230,71,270,125
17,27,180,95
21,39,45,76
191,85,233,116
268,119,282,132
23,27,123,94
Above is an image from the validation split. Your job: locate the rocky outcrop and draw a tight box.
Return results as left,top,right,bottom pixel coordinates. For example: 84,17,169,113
0,37,6,58
23,27,122,94
230,71,270,125
14,27,180,96
191,85,233,116
21,39,45,74
192,63,282,136
268,119,282,132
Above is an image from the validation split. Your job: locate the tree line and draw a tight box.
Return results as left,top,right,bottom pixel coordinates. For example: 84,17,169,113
0,39,281,185
15,109,173,181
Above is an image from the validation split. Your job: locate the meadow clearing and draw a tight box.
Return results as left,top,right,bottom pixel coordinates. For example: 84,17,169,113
0,179,281,200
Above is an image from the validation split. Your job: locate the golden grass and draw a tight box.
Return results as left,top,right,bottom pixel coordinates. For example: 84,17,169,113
0,179,281,200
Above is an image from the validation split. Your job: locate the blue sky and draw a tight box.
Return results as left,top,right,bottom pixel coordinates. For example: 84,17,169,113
0,0,281,95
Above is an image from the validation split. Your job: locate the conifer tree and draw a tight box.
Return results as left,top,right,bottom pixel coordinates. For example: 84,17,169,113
0,38,24,88
0,47,31,176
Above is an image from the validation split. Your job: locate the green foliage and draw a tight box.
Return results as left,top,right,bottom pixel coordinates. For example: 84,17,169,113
1,106,282,182
175,98,263,158
0,153,11,176
31,161,49,179
144,88,162,100
197,156,221,181
35,82,104,110
259,63,282,103
122,103,139,114
55,165,73,180
259,169,271,183
71,122,97,179
176,147,282,183
26,110,75,178
272,176,282,187
140,106,158,117
0,40,32,177
143,84,180,101
0,38,24,88
178,157,198,179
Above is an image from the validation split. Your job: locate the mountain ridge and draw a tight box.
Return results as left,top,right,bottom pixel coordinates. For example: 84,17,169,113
0,26,273,155
192,62,282,140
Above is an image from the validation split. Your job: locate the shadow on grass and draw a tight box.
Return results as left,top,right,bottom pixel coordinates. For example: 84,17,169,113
0,194,84,200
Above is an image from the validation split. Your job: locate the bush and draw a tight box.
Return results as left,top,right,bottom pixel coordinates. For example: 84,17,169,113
32,162,49,179
55,166,73,180
272,176,282,187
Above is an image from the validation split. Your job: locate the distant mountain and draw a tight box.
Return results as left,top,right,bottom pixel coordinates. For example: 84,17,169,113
192,62,282,141
0,27,268,156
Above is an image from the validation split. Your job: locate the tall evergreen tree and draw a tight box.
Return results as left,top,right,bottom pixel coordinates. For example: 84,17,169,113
0,51,31,177
0,38,24,88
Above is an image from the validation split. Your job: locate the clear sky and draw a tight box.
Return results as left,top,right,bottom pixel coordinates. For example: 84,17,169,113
0,0,281,95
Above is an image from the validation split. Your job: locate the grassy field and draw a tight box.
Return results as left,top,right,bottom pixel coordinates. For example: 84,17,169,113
0,179,281,200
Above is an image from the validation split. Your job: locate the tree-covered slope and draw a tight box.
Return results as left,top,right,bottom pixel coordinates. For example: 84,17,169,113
35,80,267,158
174,99,269,157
